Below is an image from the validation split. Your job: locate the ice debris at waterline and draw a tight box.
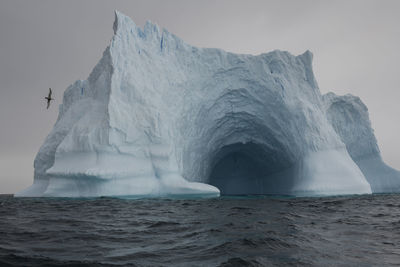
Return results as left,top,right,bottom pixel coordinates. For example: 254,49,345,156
16,11,400,198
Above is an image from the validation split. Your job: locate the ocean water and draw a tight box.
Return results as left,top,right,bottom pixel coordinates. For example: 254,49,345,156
0,194,399,266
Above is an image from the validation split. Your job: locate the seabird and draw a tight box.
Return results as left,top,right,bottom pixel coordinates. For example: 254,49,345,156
45,88,54,109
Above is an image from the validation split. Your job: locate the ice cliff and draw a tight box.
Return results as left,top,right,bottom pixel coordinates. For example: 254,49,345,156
323,93,400,193
16,11,400,197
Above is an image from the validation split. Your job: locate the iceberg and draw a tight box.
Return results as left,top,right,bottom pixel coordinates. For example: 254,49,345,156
16,11,400,197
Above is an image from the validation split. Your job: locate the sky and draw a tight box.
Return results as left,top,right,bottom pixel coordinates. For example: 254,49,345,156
0,0,399,194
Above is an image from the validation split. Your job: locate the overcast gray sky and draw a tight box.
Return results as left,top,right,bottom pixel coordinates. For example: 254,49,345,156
0,0,399,194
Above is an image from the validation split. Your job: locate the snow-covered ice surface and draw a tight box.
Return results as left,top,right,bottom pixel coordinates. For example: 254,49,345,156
16,11,400,197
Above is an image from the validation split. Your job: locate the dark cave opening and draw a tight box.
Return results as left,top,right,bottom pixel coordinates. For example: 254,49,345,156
208,142,294,195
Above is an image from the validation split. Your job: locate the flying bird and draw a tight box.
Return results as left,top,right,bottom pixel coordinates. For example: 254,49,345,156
45,88,54,109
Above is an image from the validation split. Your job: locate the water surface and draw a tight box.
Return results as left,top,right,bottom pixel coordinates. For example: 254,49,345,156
0,194,399,266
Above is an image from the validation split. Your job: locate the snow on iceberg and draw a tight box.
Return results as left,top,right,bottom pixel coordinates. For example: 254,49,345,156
16,11,398,197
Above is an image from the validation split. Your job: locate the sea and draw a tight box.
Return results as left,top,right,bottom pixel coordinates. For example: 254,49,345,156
0,193,399,266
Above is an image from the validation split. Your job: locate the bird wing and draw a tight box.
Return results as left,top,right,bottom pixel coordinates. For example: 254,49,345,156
48,88,52,98
47,99,50,109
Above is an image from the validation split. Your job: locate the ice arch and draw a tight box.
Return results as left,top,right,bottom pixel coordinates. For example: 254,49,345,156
17,11,379,197
178,87,299,195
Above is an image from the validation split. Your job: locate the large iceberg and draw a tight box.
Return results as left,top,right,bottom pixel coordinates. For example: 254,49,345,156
16,11,400,197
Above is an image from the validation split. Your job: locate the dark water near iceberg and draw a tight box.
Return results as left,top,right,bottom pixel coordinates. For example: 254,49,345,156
1,194,400,266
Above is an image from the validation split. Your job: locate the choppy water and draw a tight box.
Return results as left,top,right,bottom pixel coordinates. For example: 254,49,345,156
1,194,400,266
